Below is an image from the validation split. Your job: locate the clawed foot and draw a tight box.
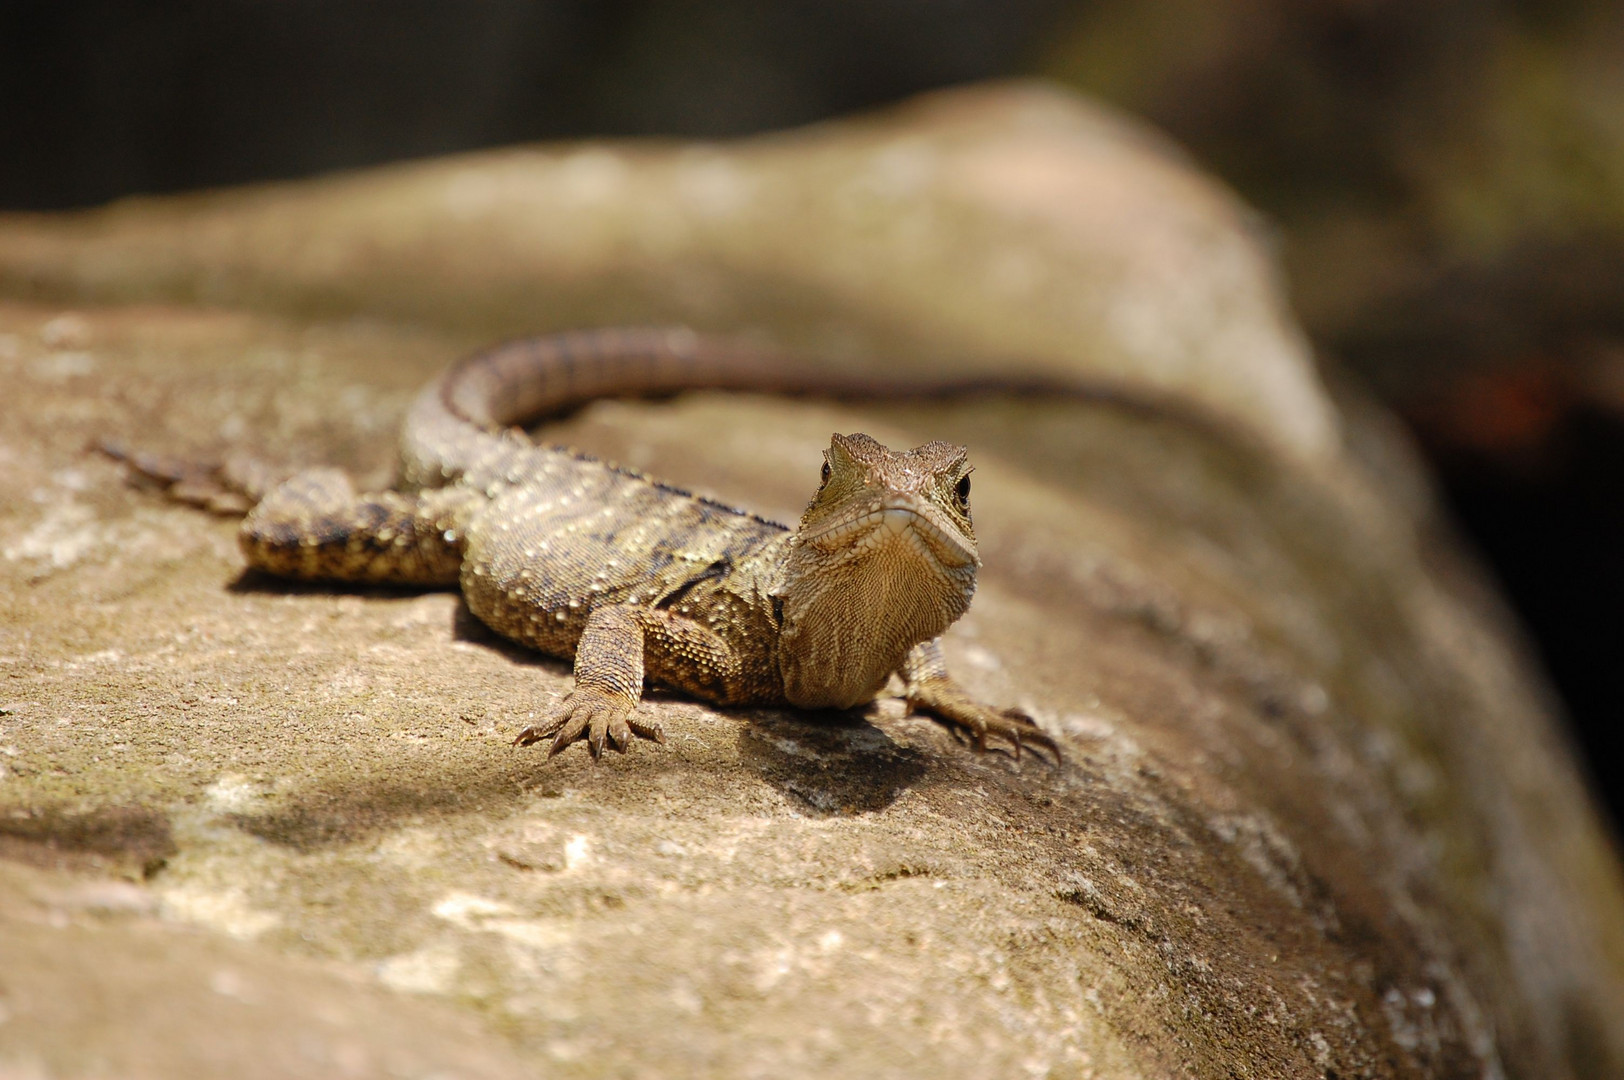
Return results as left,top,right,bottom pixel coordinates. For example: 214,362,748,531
906,683,1062,765
513,688,665,760
97,440,278,516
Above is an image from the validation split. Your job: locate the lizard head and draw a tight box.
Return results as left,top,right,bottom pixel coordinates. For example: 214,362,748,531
773,432,980,709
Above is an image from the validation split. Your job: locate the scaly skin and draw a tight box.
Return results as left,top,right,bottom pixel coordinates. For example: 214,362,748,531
107,328,1058,762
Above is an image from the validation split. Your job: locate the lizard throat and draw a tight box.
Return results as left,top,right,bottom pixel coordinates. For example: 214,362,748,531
774,535,976,709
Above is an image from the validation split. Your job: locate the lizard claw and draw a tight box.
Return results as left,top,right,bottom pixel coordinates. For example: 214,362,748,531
906,683,1062,766
549,709,594,759
978,707,1061,764
513,688,661,761
97,439,280,515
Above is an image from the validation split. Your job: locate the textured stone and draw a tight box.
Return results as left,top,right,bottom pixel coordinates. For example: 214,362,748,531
0,82,1333,461
0,859,537,1080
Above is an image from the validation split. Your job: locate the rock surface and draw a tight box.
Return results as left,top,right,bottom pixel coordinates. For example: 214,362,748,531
1,83,1621,1079
0,82,1332,461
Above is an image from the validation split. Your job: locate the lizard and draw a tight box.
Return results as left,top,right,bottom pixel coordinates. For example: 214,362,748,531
104,327,1059,763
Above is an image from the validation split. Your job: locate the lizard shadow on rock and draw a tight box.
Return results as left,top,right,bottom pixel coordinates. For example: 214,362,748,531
226,567,437,600
222,575,923,819
226,754,550,851
450,602,567,669
734,709,929,816
227,712,925,848
0,804,177,877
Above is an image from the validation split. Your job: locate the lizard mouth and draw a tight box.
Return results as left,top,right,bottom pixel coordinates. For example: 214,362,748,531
802,498,977,569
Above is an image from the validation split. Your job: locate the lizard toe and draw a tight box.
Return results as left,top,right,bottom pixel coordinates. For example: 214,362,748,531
605,712,633,754
547,709,593,758
989,709,1062,765
909,685,1062,766
586,713,614,759
513,689,647,760
97,440,279,517
628,715,666,744
582,697,637,759
511,711,569,748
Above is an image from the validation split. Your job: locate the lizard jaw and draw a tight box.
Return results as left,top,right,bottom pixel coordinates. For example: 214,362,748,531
800,497,978,571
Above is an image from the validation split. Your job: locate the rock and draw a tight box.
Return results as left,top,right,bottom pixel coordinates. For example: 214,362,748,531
0,82,1332,461
0,859,537,1080
1,83,1621,1079
1043,2,1624,386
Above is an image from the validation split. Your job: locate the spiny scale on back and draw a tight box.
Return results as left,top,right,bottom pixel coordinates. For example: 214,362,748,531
111,328,1059,763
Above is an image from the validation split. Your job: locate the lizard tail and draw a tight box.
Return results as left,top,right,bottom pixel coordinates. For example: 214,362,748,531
395,326,1175,489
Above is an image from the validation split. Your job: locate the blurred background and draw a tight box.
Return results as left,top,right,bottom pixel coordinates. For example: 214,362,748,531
4,0,1620,826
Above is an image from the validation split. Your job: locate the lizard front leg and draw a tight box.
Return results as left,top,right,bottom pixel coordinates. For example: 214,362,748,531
902,640,1061,763
514,605,740,759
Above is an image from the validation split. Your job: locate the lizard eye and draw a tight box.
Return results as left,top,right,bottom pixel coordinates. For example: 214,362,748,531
820,461,831,484
955,475,971,504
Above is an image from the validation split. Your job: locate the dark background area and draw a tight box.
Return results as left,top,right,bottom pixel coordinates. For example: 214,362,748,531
4,0,1621,828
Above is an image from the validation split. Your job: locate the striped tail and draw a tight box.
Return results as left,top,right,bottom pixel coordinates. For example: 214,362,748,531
397,326,1158,489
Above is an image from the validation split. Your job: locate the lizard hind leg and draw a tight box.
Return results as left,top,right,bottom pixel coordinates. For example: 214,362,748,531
240,471,473,586
98,440,282,516
901,640,1062,764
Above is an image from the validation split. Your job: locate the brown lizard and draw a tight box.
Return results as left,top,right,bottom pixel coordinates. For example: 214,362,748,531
106,328,1058,762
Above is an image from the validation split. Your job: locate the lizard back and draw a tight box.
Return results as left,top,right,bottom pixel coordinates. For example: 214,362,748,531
407,329,808,703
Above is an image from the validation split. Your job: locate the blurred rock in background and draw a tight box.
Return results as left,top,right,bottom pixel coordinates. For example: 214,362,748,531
1042,0,1624,828
3,0,1621,824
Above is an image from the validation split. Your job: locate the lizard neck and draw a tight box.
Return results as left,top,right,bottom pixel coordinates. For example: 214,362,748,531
773,538,975,710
